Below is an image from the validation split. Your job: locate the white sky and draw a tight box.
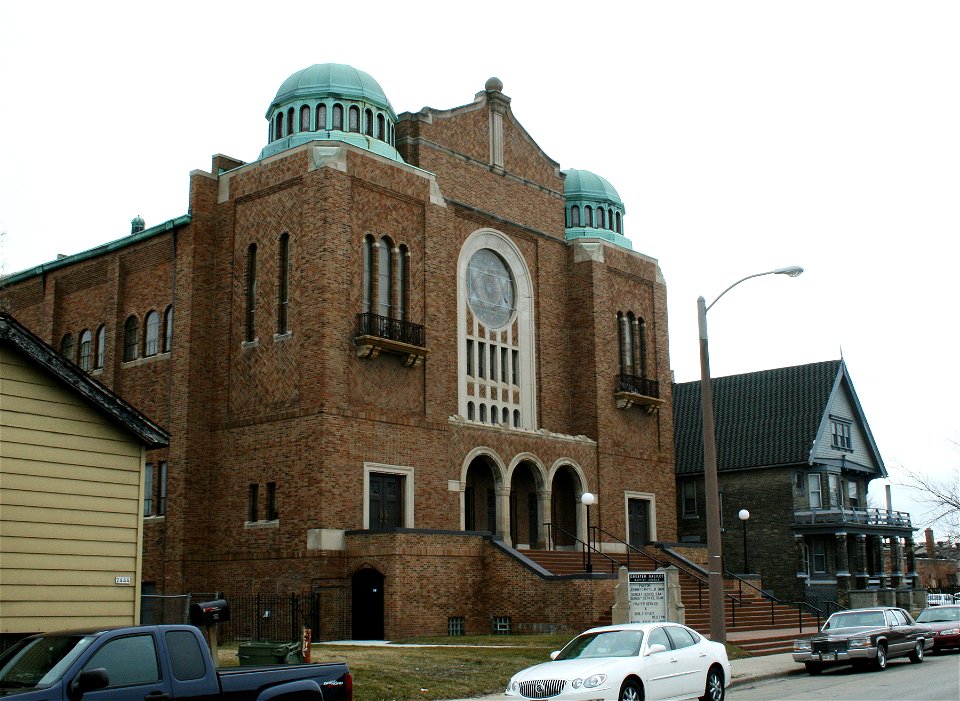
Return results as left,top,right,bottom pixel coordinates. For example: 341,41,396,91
1,1,957,535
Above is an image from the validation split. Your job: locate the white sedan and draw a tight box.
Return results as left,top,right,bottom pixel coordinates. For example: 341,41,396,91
505,622,730,701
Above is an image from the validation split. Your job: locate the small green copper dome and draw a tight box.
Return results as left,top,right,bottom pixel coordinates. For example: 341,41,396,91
259,63,403,162
563,169,630,249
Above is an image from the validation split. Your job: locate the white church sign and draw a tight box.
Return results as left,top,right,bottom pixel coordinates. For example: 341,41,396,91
627,571,667,623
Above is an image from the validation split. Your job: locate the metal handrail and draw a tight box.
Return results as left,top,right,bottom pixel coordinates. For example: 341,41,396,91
355,312,426,347
793,506,912,528
545,523,620,573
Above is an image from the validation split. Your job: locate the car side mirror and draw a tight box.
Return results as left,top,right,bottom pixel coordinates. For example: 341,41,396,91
70,668,109,698
550,651,560,660
645,643,667,656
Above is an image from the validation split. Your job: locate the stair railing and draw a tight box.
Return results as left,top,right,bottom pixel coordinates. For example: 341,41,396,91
544,522,620,573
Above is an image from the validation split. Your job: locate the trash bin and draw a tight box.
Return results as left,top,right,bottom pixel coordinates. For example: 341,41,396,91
237,641,303,665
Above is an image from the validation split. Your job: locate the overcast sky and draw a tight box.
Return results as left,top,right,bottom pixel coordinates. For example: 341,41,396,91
1,1,957,536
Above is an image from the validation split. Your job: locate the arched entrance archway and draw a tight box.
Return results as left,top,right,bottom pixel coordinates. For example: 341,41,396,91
351,568,385,640
509,461,542,548
464,456,499,534
550,466,581,548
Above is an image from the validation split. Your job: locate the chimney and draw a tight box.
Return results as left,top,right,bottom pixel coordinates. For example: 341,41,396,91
925,528,935,555
885,484,893,513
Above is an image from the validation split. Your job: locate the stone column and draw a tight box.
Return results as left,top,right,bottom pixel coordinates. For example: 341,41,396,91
855,534,870,588
795,535,809,591
889,536,903,588
496,486,510,544
877,536,890,588
905,536,918,587
538,489,552,550
835,532,851,599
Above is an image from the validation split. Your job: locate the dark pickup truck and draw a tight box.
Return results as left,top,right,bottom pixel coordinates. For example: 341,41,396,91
0,625,352,700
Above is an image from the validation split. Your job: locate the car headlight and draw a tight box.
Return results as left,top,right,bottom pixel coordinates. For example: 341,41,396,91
794,640,811,651
508,680,520,693
848,637,872,649
571,675,607,689
939,628,960,636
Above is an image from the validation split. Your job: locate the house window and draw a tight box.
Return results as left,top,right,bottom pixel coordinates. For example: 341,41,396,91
123,316,139,361
144,463,154,516
266,482,278,521
60,333,74,361
144,311,159,357
847,480,860,508
143,461,167,517
94,325,106,369
828,474,841,507
157,461,167,515
831,419,852,450
682,482,697,518
78,329,92,371
448,616,465,636
245,243,257,342
162,306,173,352
811,539,827,573
247,483,259,522
807,473,822,509
277,233,290,334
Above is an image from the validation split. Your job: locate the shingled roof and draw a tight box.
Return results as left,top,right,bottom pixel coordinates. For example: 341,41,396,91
674,359,843,475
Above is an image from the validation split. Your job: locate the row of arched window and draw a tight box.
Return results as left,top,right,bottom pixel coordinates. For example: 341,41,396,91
467,401,522,428
60,326,106,372
269,102,395,147
245,233,291,343
362,235,410,322
617,311,648,377
567,205,623,234
60,306,173,370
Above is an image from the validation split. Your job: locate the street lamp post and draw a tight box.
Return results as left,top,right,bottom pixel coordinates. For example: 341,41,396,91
698,265,803,643
739,509,751,574
581,492,596,573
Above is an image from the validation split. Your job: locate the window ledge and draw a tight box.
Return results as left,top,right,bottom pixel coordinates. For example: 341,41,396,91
143,515,166,522
122,352,170,368
274,332,293,342
355,335,428,367
241,339,260,350
244,519,279,530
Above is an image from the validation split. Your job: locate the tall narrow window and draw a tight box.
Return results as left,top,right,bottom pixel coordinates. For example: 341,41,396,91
266,482,278,520
397,244,409,323
60,333,74,361
94,325,106,369
364,108,373,136
157,461,167,516
466,339,474,377
362,235,375,314
500,348,508,383
608,208,615,230
332,104,343,130
144,311,159,357
287,108,294,135
277,233,290,334
300,105,311,131
78,329,92,371
597,207,605,229
511,349,519,385
348,106,360,133
162,306,173,352
377,114,385,140
585,206,593,227
808,474,822,508
619,313,635,374
245,244,257,342
247,483,259,522
144,463,154,516
571,206,580,227
378,237,392,318
316,104,327,130
638,318,647,378
123,316,139,361
616,212,622,233
275,112,283,139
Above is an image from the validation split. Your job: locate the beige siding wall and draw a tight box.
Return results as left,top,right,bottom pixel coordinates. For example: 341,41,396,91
0,347,145,634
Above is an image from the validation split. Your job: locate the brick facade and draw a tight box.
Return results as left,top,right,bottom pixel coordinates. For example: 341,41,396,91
0,72,674,638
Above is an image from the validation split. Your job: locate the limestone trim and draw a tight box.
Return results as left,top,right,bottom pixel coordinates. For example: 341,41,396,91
363,462,416,529
623,491,659,545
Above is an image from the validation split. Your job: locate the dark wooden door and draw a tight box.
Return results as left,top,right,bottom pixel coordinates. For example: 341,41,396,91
628,498,650,546
369,474,402,528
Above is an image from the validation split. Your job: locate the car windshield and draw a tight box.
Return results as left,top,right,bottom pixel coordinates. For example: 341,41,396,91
825,611,886,629
555,630,645,660
917,607,960,623
0,635,95,689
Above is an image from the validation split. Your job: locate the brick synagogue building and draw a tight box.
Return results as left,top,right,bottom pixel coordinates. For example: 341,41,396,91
1,64,676,639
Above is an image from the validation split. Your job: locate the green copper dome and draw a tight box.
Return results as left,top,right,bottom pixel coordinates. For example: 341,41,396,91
259,63,403,162
563,169,630,249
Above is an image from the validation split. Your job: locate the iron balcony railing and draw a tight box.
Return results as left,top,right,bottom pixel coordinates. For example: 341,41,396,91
355,312,425,348
616,373,660,398
793,506,912,528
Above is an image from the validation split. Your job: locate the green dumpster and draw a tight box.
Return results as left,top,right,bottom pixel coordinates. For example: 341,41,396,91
237,641,303,665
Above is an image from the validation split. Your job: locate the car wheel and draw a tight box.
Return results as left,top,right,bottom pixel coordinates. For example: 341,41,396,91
873,643,887,671
619,679,643,701
804,662,823,675
699,667,725,701
909,640,924,664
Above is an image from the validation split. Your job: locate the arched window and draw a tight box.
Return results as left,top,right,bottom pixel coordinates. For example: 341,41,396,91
300,105,311,132
491,406,499,425
123,316,139,362
362,235,375,314
332,104,343,130
246,243,257,342
378,236,392,318
162,306,173,353
60,333,74,361
377,114,385,141
513,409,520,427
144,311,160,357
618,312,635,375
479,404,487,423
608,208,615,230
467,402,475,421
397,244,409,323
94,325,106,369
348,106,360,133
316,104,327,131
638,318,648,379
571,205,581,227
277,233,290,334
364,108,374,136
616,212,622,233
598,207,605,229
287,108,294,135
78,329,92,371
502,407,509,425
585,206,593,227
275,113,283,139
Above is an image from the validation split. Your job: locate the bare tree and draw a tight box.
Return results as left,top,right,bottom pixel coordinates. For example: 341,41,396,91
894,439,960,539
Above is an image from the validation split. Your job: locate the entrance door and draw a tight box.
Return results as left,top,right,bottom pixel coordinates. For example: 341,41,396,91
352,569,385,639
628,499,650,546
369,474,403,529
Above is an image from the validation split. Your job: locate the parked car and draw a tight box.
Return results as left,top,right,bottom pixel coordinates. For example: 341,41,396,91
505,622,730,701
0,624,351,700
915,604,960,653
927,593,955,606
793,606,933,675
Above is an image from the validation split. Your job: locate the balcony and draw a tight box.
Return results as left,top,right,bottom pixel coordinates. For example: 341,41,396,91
354,312,428,367
792,506,913,535
614,373,664,412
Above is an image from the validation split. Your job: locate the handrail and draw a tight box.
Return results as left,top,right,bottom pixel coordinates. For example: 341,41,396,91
544,523,620,574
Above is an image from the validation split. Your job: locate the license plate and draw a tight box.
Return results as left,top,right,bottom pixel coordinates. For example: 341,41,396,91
820,653,835,661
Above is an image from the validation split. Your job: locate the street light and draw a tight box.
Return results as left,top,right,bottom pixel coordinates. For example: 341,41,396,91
581,492,596,573
698,265,803,643
739,509,750,574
